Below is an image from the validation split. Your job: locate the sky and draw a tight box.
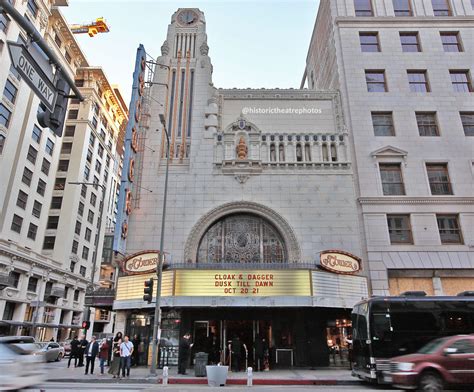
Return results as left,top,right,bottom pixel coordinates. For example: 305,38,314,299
62,0,320,103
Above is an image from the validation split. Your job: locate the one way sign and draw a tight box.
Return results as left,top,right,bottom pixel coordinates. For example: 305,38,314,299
7,41,57,111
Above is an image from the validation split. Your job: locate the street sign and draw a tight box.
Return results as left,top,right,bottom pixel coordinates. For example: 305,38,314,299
7,41,57,111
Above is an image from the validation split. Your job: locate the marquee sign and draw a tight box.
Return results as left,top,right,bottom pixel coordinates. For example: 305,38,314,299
319,250,361,275
122,251,160,274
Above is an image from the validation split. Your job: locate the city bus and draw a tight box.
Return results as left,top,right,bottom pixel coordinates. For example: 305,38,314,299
351,292,474,383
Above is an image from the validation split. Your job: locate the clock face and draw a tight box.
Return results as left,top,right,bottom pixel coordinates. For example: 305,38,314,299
177,10,198,26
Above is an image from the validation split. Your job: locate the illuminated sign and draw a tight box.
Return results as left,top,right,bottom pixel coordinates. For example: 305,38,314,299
113,44,147,254
174,270,311,297
116,271,174,301
122,251,159,274
319,250,361,275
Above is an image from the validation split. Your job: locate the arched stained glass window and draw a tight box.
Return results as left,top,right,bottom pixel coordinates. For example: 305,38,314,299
197,214,287,263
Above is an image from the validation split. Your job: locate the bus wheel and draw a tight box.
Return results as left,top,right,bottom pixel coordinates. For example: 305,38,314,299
418,371,443,392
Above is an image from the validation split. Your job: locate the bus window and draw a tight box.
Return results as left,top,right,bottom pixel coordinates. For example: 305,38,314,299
441,312,471,332
372,313,392,341
391,312,438,332
355,313,368,340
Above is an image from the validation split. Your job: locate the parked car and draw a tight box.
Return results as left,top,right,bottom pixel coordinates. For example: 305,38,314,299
36,342,65,362
390,334,474,391
0,336,45,391
60,339,71,357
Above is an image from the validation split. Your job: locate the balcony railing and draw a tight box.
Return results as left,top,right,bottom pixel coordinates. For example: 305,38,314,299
85,287,115,309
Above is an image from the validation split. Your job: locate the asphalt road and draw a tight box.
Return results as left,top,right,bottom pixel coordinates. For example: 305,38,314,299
31,383,400,391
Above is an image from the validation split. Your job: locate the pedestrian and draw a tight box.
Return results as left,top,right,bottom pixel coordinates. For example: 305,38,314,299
231,336,242,372
108,332,122,378
254,335,266,371
77,334,88,367
120,335,134,378
99,338,110,375
178,332,193,375
84,336,99,375
68,336,80,368
131,334,140,367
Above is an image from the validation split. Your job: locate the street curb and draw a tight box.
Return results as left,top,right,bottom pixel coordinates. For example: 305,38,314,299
47,378,362,386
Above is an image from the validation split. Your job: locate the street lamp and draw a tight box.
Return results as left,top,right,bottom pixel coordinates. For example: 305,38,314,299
69,181,106,335
149,113,170,376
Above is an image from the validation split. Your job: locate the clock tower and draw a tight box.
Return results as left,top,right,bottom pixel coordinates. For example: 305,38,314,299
149,8,215,162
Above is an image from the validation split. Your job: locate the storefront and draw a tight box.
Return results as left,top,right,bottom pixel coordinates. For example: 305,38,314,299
113,251,368,369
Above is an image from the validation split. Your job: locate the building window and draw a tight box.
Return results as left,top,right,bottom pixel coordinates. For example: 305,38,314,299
93,176,99,190
90,193,97,207
51,196,62,209
97,143,104,158
393,0,412,16
32,125,42,143
387,214,413,244
460,112,474,136
197,214,287,263
1,11,10,33
71,240,78,255
61,142,73,154
3,79,18,104
84,165,90,180
54,33,62,48
46,215,59,229
426,163,452,195
92,116,98,129
354,0,373,16
450,71,472,92
36,178,46,196
0,135,5,155
68,110,78,120
416,112,439,136
380,163,405,195
81,184,87,198
95,160,102,174
64,126,75,137
73,290,80,301
2,302,15,320
45,138,54,155
365,70,387,92
57,159,69,172
372,112,395,136
89,133,96,147
27,0,38,16
22,167,33,186
87,210,94,224
0,103,12,128
27,145,38,164
437,215,462,244
85,228,92,242
440,32,462,52
41,158,50,175
86,148,93,163
16,190,28,209
75,79,84,87
81,247,89,261
359,32,380,52
27,277,38,292
11,214,23,233
9,271,20,288
75,220,81,235
432,0,451,16
407,70,430,92
42,236,56,250
54,177,66,190
78,201,84,216
65,51,72,64
27,223,37,240
32,200,42,218
400,32,420,52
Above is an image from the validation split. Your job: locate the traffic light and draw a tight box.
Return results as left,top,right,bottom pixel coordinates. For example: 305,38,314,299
37,76,71,137
143,278,154,303
81,321,90,330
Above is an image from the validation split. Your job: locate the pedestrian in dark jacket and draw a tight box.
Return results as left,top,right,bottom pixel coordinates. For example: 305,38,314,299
78,335,88,367
99,338,110,374
84,336,99,375
178,333,193,375
68,336,80,368
108,332,122,378
254,335,268,371
132,334,140,367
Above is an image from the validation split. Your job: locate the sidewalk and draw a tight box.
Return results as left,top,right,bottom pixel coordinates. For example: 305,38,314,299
45,361,361,386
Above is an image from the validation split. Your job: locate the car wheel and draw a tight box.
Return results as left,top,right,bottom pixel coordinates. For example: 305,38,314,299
56,352,63,362
418,371,444,392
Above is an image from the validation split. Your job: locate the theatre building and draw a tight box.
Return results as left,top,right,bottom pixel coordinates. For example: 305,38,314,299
112,9,368,368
